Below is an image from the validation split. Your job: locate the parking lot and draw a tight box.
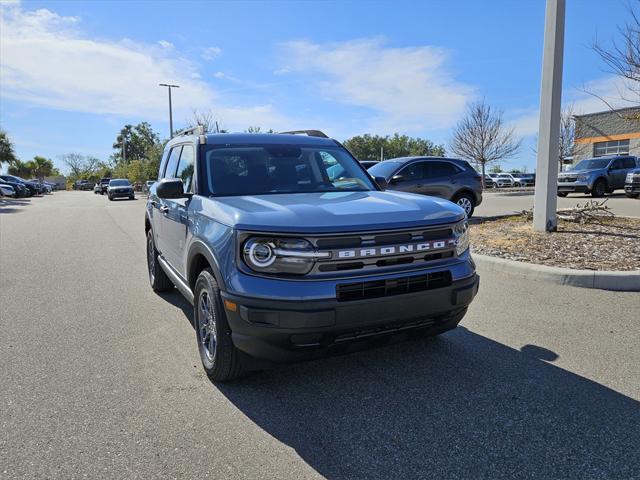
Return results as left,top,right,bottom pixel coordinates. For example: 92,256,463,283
476,190,639,218
1,191,639,479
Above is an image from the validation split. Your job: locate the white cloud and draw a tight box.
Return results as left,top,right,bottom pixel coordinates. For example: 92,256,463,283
511,76,637,137
0,4,214,119
202,46,222,61
278,38,475,134
0,4,294,132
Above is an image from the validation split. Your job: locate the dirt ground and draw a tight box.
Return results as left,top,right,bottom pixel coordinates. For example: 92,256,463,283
470,215,640,271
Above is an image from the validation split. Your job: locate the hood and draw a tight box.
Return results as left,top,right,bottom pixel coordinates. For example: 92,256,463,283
194,191,465,234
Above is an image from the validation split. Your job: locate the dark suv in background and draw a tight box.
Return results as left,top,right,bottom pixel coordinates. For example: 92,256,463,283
368,157,483,217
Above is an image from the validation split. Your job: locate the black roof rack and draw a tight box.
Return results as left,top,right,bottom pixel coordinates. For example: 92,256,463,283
279,129,329,138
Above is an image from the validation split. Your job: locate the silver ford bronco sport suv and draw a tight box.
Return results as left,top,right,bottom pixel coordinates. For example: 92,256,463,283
145,127,479,381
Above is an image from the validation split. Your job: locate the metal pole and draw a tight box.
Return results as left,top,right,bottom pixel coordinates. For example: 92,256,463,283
168,87,173,138
533,0,565,232
122,137,127,164
159,83,180,138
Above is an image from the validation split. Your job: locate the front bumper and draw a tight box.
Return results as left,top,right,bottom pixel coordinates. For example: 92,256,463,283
109,190,134,198
221,270,479,363
625,182,640,194
557,182,590,194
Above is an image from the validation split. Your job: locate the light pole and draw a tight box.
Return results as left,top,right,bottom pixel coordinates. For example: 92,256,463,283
159,83,180,138
533,0,565,232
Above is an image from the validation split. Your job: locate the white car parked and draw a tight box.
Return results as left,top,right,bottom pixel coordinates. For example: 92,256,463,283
0,183,17,197
494,173,516,188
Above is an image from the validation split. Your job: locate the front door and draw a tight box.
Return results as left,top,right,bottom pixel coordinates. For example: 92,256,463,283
390,162,427,194
161,144,195,277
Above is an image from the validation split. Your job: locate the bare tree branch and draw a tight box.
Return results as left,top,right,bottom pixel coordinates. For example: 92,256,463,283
449,100,521,186
590,1,640,111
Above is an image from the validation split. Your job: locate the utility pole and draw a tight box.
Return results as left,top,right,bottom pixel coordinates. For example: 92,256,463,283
533,0,565,232
121,136,127,164
159,83,180,137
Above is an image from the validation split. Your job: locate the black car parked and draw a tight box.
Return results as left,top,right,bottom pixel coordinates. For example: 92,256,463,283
368,157,483,217
0,176,30,197
0,175,38,196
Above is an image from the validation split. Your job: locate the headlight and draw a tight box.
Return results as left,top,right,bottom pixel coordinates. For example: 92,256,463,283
454,221,470,256
576,175,588,182
242,237,330,275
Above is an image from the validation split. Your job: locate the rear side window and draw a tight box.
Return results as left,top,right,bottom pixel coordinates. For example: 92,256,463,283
425,161,460,178
163,146,183,178
622,157,636,169
175,145,195,193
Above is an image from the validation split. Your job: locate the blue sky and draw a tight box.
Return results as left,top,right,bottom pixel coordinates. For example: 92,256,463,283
0,0,634,173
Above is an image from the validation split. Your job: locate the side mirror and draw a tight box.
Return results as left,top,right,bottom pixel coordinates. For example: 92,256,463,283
156,178,188,199
374,176,388,190
390,174,404,184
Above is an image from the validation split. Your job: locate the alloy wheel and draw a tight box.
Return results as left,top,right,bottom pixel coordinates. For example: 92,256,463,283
198,291,217,362
456,197,473,216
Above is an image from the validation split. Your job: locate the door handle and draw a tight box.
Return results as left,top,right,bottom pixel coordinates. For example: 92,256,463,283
159,205,169,214
149,200,158,207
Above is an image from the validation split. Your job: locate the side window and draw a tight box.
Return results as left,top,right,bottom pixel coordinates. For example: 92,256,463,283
157,149,170,181
623,157,636,169
425,161,459,178
163,146,183,178
175,145,195,193
398,162,425,180
610,159,624,170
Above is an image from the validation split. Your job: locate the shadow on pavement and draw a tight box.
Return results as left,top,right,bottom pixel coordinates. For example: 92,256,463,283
212,327,639,479
0,197,31,214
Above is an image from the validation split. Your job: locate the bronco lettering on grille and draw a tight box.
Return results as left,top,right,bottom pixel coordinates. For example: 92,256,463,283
337,239,454,259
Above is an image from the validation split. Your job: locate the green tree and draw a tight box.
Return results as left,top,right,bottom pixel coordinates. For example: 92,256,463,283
343,133,445,161
7,159,31,177
0,130,18,168
112,122,161,164
25,156,54,180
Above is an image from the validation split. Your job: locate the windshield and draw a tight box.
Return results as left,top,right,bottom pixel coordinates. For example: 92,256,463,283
109,179,130,187
572,158,611,170
368,161,402,179
201,144,376,196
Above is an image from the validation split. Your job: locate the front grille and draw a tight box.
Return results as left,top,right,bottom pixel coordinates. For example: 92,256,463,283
309,225,457,276
336,271,452,302
559,177,577,183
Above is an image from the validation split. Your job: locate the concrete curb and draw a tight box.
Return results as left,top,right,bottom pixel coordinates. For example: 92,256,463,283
473,253,640,292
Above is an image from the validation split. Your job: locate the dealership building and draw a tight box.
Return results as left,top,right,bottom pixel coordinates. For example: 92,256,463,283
572,106,640,164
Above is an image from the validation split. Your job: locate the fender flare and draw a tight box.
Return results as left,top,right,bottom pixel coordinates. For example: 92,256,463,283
187,240,227,291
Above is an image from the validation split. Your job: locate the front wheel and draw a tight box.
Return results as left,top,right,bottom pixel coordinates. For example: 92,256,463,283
194,269,244,382
592,179,607,198
453,192,476,218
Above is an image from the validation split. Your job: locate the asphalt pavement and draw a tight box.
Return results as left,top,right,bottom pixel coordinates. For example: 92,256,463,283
477,190,639,218
1,191,639,479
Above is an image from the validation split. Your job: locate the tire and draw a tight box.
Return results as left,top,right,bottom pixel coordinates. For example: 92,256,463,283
108,194,113,201
591,179,607,198
129,195,135,200
557,191,568,197
146,229,173,292
194,268,244,382
514,182,521,187
453,192,475,218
